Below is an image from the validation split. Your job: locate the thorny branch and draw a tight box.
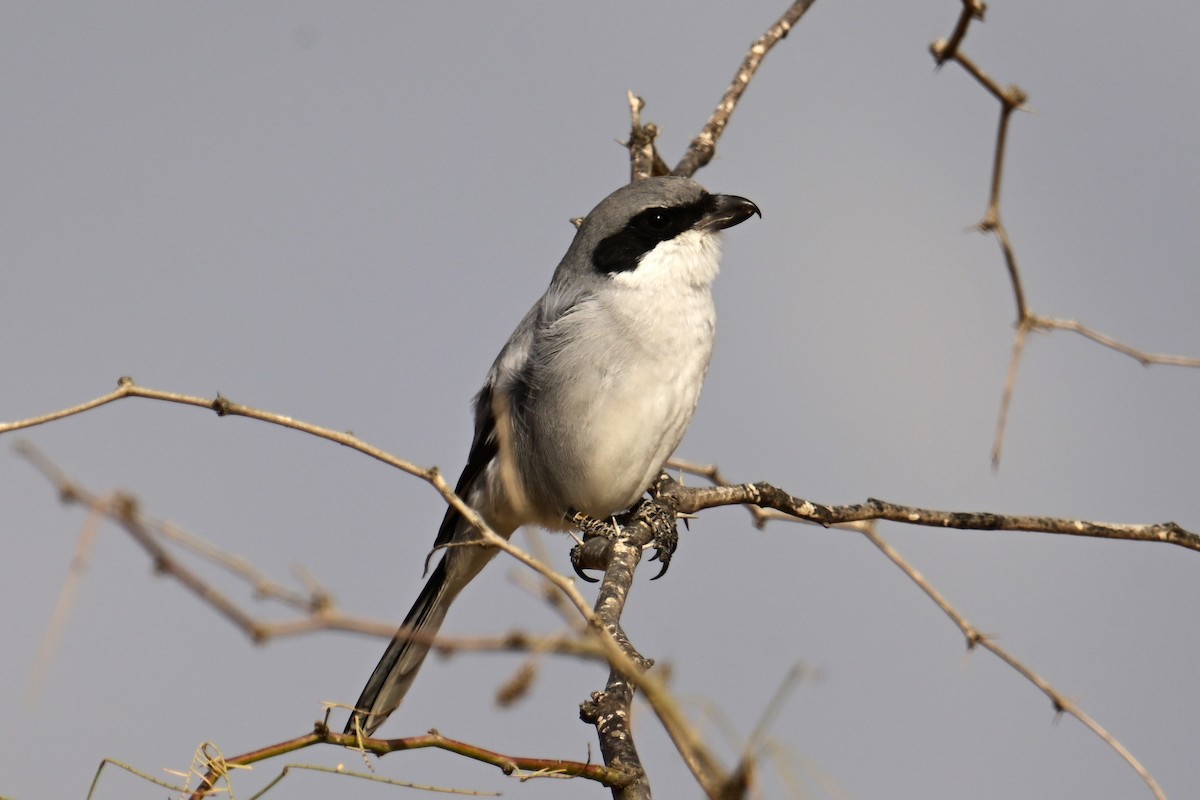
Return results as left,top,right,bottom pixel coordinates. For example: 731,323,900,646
623,0,818,184
18,443,624,656
7,381,735,797
578,509,657,800
186,722,633,800
857,524,1165,800
624,91,668,183
673,0,818,179
657,465,1200,554
929,2,1200,467
666,459,1168,800
7,379,1183,799
11,2,1198,797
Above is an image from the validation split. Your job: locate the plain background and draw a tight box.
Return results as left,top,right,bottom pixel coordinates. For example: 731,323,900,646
3,3,1199,799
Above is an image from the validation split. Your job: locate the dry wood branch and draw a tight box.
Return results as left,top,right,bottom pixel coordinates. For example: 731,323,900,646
15,446,620,663
1031,314,1200,368
655,474,1200,553
186,722,634,800
672,0,817,178
932,23,1030,322
624,92,667,182
28,496,103,702
665,461,1167,800
576,501,732,799
990,319,1031,468
7,387,728,795
9,380,1190,797
858,524,1166,800
929,18,1200,468
931,0,986,66
579,515,654,800
17,442,398,642
0,377,541,613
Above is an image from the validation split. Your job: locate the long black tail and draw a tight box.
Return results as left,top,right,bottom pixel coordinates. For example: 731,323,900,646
344,558,454,736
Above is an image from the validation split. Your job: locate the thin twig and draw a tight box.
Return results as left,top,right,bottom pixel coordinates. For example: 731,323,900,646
655,474,1200,553
7,383,739,796
17,444,607,653
187,724,634,800
665,461,1168,800
27,498,104,702
673,0,818,178
930,0,986,67
991,317,1031,468
1031,314,1200,367
625,92,664,182
0,377,522,598
929,18,1199,471
858,522,1166,800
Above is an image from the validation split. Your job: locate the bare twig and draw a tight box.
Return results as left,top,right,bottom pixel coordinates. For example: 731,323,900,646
991,318,1031,467
10,379,1190,798
580,523,654,799
930,18,1200,468
657,474,1200,553
577,500,733,799
0,377,539,608
16,444,648,675
624,92,667,182
16,442,396,642
673,0,818,178
1031,314,1200,368
930,0,986,67
665,462,1168,800
186,723,634,800
858,523,1166,800
5,381,736,795
27,496,103,702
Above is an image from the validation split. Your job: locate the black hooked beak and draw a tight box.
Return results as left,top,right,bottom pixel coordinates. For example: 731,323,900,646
698,194,761,232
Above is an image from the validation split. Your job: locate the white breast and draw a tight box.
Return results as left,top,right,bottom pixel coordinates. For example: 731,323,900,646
548,229,722,517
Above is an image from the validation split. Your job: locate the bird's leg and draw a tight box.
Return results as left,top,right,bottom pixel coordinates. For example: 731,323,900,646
630,497,679,580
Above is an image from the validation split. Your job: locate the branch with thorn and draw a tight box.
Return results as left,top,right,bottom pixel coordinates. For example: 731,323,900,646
928,5,1200,468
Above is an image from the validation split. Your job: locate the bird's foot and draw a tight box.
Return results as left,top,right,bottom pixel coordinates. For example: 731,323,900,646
566,500,681,582
631,498,679,580
567,510,616,583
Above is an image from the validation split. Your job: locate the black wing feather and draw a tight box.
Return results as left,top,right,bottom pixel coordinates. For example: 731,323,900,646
432,382,499,550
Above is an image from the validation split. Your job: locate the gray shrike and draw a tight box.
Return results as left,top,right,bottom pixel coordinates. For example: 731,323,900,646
346,176,759,735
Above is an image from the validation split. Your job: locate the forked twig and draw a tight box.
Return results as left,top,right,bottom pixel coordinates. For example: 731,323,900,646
859,523,1165,800
673,0,818,178
930,6,1200,468
666,460,1168,800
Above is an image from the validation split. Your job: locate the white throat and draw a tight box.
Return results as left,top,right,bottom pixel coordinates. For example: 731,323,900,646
612,229,722,290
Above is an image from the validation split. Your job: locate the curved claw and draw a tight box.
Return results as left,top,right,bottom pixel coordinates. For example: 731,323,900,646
646,519,678,580
649,557,670,581
570,545,601,583
573,560,600,583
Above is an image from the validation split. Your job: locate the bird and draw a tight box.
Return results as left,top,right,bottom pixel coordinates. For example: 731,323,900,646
345,175,759,736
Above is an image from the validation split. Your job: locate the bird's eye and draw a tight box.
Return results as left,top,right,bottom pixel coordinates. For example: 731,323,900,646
639,208,672,231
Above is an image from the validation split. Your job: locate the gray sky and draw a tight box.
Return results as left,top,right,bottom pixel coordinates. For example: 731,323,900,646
3,3,1199,799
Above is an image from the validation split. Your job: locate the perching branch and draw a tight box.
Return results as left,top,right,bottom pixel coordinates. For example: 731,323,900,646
7,384,734,796
578,514,656,800
10,370,1189,799
654,471,1200,553
667,459,1167,800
